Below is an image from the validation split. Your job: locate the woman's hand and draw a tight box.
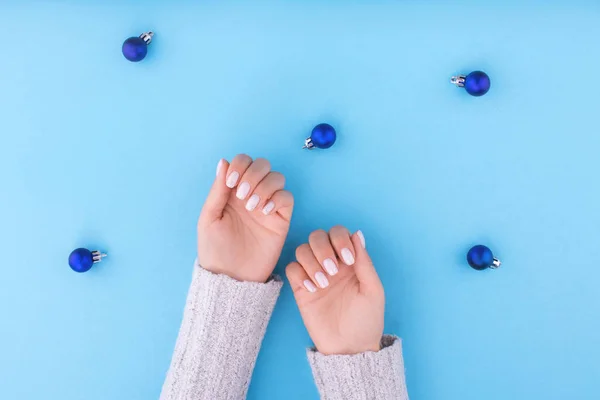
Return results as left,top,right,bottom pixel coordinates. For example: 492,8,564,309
286,227,385,355
197,154,294,283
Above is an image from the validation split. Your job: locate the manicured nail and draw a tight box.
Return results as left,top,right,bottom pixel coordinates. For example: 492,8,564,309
236,182,250,199
226,172,239,188
245,194,260,211
303,280,317,293
262,201,275,215
341,248,355,265
216,159,224,177
323,258,338,276
315,271,329,288
357,230,366,249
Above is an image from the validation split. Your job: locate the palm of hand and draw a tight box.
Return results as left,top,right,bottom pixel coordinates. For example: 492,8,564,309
198,191,291,283
295,264,384,355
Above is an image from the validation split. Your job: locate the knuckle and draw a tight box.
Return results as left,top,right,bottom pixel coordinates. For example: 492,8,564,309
285,262,297,276
234,153,252,164
272,171,285,185
279,190,293,202
308,229,327,242
295,243,311,259
255,158,271,170
329,225,348,237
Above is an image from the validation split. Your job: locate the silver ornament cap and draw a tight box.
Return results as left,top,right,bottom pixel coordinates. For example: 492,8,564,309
140,31,154,45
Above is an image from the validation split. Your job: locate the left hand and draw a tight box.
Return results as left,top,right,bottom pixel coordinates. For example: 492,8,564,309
286,227,385,355
197,154,294,283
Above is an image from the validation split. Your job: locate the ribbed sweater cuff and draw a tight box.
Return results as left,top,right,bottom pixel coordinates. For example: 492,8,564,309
160,263,283,400
307,335,409,400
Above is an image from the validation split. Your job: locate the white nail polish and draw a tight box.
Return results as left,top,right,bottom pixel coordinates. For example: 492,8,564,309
315,272,329,288
341,248,355,265
323,258,338,276
357,230,366,249
236,182,250,199
303,280,317,293
262,201,275,215
216,159,224,177
245,194,260,211
226,172,239,188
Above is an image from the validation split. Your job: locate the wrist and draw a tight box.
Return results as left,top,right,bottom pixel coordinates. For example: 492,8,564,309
316,340,382,356
198,262,272,284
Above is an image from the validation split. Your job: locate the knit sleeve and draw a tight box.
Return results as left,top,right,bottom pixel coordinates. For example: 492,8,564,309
307,335,409,400
160,262,283,400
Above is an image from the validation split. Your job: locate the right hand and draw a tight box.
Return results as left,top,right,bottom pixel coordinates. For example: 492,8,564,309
286,226,385,355
197,154,294,283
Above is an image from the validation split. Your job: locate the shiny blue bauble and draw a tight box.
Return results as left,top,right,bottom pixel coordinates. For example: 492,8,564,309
466,245,495,270
68,248,95,273
122,37,148,62
310,123,337,149
464,71,491,96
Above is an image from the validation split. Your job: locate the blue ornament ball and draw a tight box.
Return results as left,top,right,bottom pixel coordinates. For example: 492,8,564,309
466,245,500,270
122,32,153,62
68,248,95,273
309,123,337,149
464,71,491,97
68,248,106,273
122,37,147,62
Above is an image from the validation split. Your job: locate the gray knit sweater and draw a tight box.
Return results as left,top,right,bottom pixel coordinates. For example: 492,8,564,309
160,264,409,400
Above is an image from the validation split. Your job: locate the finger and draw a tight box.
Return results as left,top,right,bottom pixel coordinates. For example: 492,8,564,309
329,225,356,266
285,261,316,294
351,230,383,292
263,190,294,221
225,154,253,189
296,243,330,289
200,158,232,222
308,230,339,276
244,171,285,213
235,158,271,201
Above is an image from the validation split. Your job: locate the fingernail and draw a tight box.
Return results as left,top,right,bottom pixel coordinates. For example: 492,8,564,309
323,258,338,276
341,248,355,265
216,159,224,177
226,172,239,188
236,182,250,199
315,272,329,288
357,230,366,249
262,201,275,215
245,194,260,211
303,280,317,293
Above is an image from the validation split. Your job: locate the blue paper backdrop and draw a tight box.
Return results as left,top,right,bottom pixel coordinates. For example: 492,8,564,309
1,1,599,399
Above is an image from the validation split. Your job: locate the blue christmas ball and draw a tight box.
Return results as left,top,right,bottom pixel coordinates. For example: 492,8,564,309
466,245,500,270
464,71,491,97
309,123,337,149
122,33,153,62
68,248,95,273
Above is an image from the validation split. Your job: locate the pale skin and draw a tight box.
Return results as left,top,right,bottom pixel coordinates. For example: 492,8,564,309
286,228,385,355
198,154,385,355
198,154,294,283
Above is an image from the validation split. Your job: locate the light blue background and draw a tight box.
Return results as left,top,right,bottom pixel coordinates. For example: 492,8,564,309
1,1,599,399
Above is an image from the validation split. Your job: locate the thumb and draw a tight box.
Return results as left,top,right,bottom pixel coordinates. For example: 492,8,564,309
200,159,232,223
351,231,383,293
